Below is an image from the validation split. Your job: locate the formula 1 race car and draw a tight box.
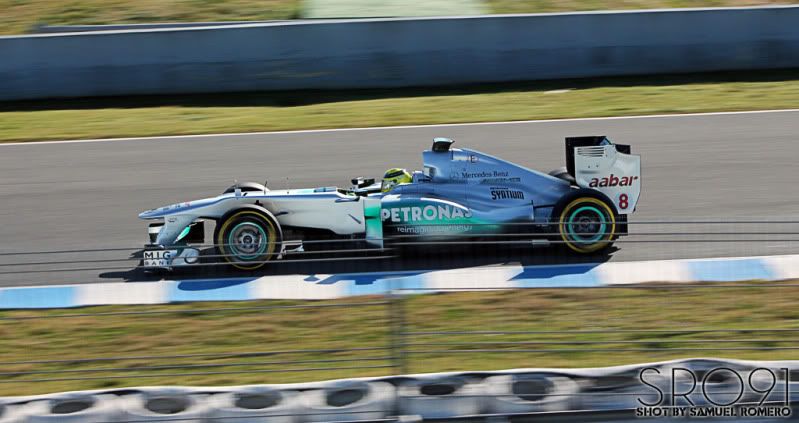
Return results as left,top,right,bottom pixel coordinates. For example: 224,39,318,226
139,136,641,270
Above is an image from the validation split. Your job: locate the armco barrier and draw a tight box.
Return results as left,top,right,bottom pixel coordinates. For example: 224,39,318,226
0,254,796,309
1,6,799,101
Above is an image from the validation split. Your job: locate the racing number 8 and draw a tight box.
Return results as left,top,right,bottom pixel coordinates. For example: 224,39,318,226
619,194,629,210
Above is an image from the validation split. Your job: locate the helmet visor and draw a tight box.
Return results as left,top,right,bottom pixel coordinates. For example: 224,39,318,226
381,178,399,192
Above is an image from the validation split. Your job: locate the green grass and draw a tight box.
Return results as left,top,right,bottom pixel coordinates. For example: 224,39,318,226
0,0,302,36
1,283,797,395
2,70,799,143
0,0,794,35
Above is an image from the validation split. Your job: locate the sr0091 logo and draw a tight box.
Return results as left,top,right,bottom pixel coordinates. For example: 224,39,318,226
636,367,792,419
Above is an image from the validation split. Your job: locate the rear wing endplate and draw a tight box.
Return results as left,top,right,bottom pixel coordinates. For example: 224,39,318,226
566,136,641,215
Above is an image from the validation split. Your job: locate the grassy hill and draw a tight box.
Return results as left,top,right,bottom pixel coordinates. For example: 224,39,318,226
1,282,797,395
0,0,794,35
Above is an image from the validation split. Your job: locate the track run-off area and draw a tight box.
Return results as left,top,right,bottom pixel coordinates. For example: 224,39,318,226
0,109,797,289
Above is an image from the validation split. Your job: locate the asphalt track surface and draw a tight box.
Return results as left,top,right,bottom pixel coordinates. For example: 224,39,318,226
0,110,797,287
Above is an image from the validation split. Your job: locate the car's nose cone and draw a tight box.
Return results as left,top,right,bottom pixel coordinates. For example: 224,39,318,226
138,208,161,219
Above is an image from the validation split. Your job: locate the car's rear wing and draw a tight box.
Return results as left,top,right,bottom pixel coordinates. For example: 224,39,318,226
566,136,641,214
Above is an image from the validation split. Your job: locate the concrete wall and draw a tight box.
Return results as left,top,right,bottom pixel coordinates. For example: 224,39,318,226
2,6,798,101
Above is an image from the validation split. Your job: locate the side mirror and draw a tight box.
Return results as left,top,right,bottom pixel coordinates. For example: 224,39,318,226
351,177,375,188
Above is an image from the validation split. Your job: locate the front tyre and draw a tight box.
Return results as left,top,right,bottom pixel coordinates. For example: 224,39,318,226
552,191,617,254
215,209,281,270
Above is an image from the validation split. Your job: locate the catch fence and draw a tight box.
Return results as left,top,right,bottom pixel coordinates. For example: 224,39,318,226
0,219,796,398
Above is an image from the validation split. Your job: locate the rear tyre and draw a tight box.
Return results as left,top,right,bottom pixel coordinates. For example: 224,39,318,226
215,209,281,270
551,190,617,254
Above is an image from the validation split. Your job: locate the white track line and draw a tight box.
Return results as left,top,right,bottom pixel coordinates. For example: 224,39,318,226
2,108,799,147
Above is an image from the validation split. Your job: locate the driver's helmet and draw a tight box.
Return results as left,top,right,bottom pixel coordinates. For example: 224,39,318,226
381,168,412,192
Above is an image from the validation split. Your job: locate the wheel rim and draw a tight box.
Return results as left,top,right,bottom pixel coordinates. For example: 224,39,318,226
566,206,607,244
227,222,268,260
557,197,616,253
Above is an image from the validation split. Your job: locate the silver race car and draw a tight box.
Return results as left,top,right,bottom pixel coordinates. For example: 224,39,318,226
139,136,641,270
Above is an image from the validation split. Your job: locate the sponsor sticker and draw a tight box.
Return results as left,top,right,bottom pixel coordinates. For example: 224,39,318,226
461,170,510,179
589,174,638,188
381,205,472,223
143,250,173,268
396,224,473,234
490,187,525,200
479,177,521,184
